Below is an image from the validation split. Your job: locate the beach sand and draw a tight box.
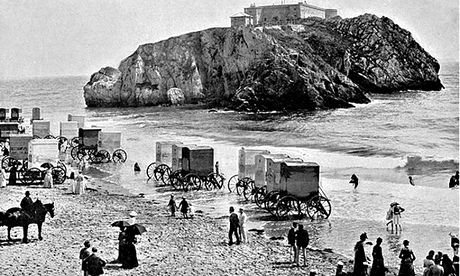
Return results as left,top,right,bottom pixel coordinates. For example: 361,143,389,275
0,181,353,276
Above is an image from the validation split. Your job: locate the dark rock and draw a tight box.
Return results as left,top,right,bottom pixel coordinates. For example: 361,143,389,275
84,14,442,111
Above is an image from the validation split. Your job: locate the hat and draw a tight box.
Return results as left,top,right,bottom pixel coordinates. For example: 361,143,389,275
360,232,368,239
129,211,138,217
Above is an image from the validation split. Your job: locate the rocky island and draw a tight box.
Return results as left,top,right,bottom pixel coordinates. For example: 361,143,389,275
84,14,443,111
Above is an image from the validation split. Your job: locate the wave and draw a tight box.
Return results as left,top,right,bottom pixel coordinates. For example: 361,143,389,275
398,156,459,174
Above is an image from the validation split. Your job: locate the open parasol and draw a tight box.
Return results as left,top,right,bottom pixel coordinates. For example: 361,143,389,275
125,223,147,235
390,202,399,207
111,220,130,228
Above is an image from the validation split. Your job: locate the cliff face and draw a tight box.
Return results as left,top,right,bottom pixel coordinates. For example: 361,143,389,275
84,14,442,111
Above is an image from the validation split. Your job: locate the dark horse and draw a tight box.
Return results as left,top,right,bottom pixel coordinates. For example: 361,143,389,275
0,200,55,243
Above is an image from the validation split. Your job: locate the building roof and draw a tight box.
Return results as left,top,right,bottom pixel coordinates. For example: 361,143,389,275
245,2,326,11
230,12,253,18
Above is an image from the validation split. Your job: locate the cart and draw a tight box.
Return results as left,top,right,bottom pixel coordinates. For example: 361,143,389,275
261,160,331,220
70,128,127,163
146,141,182,183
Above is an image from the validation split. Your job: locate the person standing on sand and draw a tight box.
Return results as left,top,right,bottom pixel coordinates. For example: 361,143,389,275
287,222,298,263
238,208,248,243
8,162,17,185
122,227,139,269
83,247,106,276
75,172,86,195
398,240,416,276
115,226,127,264
43,168,53,188
442,254,456,276
178,197,189,218
295,224,309,267
228,206,240,245
370,237,385,276
168,195,177,217
350,174,359,189
79,240,91,276
354,232,369,276
428,256,444,276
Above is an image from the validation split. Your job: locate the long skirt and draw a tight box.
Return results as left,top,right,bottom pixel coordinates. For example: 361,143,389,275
398,262,415,276
370,258,385,276
121,243,139,269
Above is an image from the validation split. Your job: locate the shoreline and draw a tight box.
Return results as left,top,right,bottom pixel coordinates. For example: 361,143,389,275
0,179,355,275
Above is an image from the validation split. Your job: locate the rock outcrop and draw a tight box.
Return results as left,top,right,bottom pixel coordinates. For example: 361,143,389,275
84,14,443,111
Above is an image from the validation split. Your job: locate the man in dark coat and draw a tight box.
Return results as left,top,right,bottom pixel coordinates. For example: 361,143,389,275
354,232,369,276
79,240,91,276
228,206,240,245
287,222,298,263
83,247,106,276
295,224,309,267
20,191,33,219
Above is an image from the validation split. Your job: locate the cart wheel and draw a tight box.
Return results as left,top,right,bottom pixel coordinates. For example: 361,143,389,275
146,162,156,179
205,173,224,190
52,166,67,184
236,177,253,196
227,174,239,193
160,166,172,185
21,168,42,185
70,137,80,147
40,162,54,170
306,195,332,220
242,179,255,201
276,195,301,220
254,186,267,208
70,146,79,160
169,170,186,190
1,156,16,172
185,174,202,191
112,149,127,163
57,161,67,176
153,164,169,181
94,150,111,163
44,134,56,139
264,191,283,215
19,160,29,173
77,148,96,161
33,135,41,139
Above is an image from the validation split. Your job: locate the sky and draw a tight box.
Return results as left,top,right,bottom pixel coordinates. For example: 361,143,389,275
0,0,458,79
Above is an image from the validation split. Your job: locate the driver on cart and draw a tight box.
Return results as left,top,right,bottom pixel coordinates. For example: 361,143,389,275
20,191,34,219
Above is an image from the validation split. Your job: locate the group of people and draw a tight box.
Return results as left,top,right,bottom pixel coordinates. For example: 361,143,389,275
421,233,460,276
79,241,106,276
167,195,195,218
352,232,460,276
228,206,248,245
68,171,87,195
385,202,405,232
287,222,310,267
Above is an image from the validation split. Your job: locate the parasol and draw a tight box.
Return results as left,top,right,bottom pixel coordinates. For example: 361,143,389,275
111,221,130,228
125,223,147,235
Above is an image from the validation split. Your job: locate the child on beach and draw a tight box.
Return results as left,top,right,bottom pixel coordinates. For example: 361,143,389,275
168,195,177,217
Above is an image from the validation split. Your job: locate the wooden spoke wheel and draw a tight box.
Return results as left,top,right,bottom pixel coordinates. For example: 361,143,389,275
264,191,283,215
160,166,172,185
242,179,255,201
276,195,301,220
44,134,56,139
254,186,267,208
305,195,332,220
153,164,170,182
57,161,67,176
93,150,111,163
70,137,80,147
77,148,96,162
236,177,253,196
205,173,225,190
112,149,127,163
146,162,156,179
70,146,79,160
1,156,16,172
52,166,67,184
169,170,187,190
184,174,202,191
21,168,42,185
227,174,239,193
19,160,29,173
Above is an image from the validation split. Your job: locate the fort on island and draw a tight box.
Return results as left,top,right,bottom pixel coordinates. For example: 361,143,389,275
230,1,338,27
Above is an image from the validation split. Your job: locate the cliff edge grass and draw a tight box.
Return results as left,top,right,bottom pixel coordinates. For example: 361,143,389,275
84,14,443,112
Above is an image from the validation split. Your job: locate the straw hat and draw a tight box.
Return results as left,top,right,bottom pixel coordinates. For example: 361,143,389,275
129,211,138,217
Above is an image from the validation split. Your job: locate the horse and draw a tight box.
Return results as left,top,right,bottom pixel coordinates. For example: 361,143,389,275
2,200,55,243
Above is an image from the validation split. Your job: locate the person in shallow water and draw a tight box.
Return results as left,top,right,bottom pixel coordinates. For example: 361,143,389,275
133,162,141,172
408,176,415,186
349,174,359,189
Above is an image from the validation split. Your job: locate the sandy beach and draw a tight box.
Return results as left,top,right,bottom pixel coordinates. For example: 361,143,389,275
0,180,353,276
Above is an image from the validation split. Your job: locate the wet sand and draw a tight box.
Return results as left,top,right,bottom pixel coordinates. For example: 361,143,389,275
0,181,353,275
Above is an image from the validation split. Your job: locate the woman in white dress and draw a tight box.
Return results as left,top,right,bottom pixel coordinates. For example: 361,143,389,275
0,168,7,188
43,168,53,188
75,172,86,195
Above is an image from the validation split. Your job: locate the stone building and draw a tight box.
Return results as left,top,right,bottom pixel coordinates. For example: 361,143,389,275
230,12,254,27
232,2,337,26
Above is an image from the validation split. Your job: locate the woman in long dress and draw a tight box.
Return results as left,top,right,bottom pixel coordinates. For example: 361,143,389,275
0,168,7,188
370,237,385,276
398,240,416,276
75,172,86,195
121,229,139,269
43,168,53,188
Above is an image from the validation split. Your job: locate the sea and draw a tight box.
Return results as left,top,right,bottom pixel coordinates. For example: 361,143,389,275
0,61,458,271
